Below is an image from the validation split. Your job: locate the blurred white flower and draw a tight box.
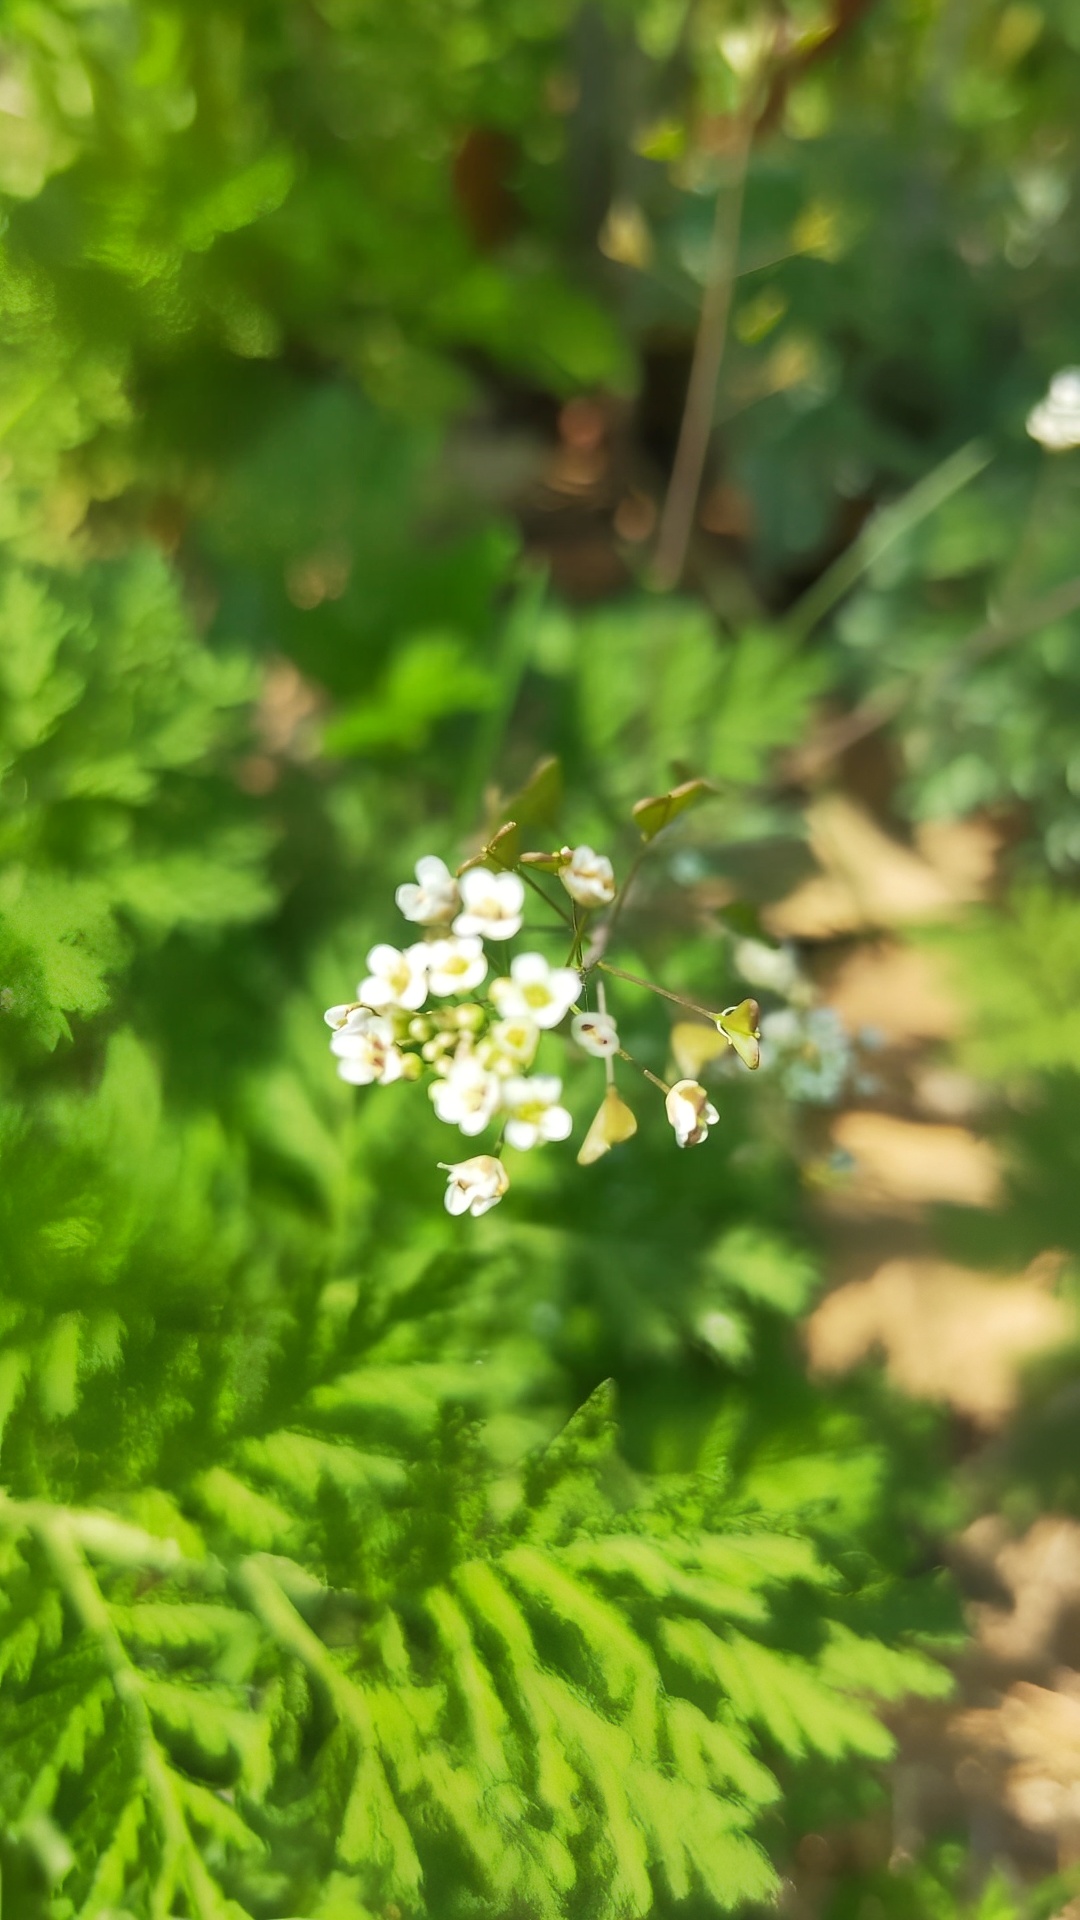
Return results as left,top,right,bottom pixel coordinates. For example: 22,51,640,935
481,1016,540,1073
733,937,799,996
490,953,580,1029
501,1075,573,1151
759,1005,852,1104
426,935,488,998
453,869,525,941
560,845,616,909
395,854,460,926
331,1010,406,1086
429,1049,501,1135
358,942,429,1012
665,1078,719,1148
1027,369,1080,450
440,1154,509,1217
571,1009,620,1058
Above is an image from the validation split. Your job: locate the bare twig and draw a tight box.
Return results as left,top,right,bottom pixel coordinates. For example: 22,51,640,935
651,109,756,591
651,0,881,594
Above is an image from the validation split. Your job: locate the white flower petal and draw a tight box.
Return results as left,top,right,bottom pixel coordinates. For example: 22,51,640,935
452,869,526,940
440,1154,509,1216
483,1017,540,1072
494,953,581,1028
427,935,488,997
366,942,402,973
560,845,616,908
1027,370,1080,451
358,976,395,1009
337,1056,379,1085
501,1073,571,1152
510,952,548,985
664,1078,717,1147
396,854,460,925
572,1010,619,1057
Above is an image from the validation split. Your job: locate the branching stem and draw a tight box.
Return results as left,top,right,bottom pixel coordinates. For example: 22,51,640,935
597,961,719,1025
518,866,574,927
617,1049,670,1096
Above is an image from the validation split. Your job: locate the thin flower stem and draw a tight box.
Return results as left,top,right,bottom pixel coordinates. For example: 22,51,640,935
517,866,574,927
598,960,719,1025
567,904,591,971
597,979,615,1089
617,1049,670,1096
600,841,650,949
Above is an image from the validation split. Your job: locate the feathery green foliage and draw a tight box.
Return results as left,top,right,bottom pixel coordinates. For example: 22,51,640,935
0,1020,954,1918
7,0,1080,1910
0,549,271,1052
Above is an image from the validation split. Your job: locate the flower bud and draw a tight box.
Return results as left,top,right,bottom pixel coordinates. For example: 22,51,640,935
665,1079,719,1148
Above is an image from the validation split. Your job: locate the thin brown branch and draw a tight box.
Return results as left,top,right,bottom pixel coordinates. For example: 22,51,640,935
651,111,755,592
651,0,880,594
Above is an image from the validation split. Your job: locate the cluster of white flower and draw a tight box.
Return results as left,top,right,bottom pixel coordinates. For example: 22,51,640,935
325,842,760,1217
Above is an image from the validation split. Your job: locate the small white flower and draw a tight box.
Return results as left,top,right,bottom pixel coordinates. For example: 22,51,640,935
426,935,488,998
501,1075,573,1151
396,855,460,926
490,953,580,1030
665,1078,719,1148
429,1048,502,1136
559,845,616,909
331,1010,406,1086
572,1010,620,1058
440,1154,509,1217
1027,369,1080,451
358,942,429,1012
482,1016,540,1073
324,1002,359,1029
452,869,525,942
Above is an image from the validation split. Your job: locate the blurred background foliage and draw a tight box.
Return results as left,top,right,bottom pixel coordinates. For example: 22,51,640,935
2,0,1080,1915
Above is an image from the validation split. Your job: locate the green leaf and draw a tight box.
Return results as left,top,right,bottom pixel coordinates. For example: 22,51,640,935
632,777,716,841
